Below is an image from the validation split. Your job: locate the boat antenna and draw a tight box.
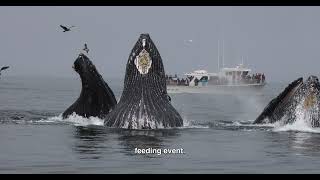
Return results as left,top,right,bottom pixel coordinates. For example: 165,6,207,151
222,38,225,68
217,40,220,71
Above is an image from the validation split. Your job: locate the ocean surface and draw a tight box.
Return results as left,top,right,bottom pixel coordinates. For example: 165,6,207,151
1,76,320,174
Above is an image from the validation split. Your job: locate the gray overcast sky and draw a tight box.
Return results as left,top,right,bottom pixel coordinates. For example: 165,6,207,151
1,6,320,82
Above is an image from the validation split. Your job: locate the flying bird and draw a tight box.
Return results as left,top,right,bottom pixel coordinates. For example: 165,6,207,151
83,43,89,54
0,66,9,77
0,66,9,71
60,25,75,32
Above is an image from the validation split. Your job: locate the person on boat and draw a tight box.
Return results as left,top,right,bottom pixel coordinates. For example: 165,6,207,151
246,75,251,84
262,73,265,83
185,78,189,86
181,78,185,85
194,77,199,86
258,73,262,84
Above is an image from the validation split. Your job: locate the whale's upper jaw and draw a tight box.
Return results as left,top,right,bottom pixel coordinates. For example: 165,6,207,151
73,53,100,82
306,75,320,92
139,33,150,40
72,53,103,88
73,53,95,74
133,33,153,54
125,33,165,78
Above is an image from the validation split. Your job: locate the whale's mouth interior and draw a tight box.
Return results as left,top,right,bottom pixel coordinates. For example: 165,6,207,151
301,76,320,110
307,76,320,91
279,76,320,127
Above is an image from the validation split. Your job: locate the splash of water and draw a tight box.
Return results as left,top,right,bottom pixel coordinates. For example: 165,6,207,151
38,112,104,126
273,99,320,133
36,112,210,130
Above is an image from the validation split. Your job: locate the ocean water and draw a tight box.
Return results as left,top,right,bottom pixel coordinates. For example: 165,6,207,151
1,76,320,174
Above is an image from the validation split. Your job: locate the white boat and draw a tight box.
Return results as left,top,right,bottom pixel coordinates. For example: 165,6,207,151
166,40,266,94
166,66,266,94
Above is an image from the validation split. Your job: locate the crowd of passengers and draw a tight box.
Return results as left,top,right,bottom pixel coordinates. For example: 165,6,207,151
240,73,266,84
165,73,266,86
166,74,190,86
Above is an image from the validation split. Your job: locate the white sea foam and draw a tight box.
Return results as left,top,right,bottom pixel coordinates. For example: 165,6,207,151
39,112,104,126
273,102,320,133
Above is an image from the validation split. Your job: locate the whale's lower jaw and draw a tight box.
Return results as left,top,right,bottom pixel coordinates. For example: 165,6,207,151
104,108,183,129
104,92,183,129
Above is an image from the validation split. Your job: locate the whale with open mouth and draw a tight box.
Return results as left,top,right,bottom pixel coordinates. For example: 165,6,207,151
254,75,320,127
104,34,183,129
62,53,117,119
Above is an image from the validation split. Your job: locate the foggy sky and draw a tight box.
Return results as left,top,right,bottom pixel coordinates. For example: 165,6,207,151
1,6,320,82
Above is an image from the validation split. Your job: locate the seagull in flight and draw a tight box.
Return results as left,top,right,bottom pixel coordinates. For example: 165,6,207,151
83,43,89,54
60,25,75,32
0,66,9,77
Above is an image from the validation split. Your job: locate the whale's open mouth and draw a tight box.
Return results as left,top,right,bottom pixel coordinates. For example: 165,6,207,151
103,33,183,129
254,75,320,127
303,93,317,109
62,53,117,119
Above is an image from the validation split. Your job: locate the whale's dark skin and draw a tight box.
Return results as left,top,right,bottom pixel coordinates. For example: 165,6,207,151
62,53,117,119
254,75,320,127
104,34,183,129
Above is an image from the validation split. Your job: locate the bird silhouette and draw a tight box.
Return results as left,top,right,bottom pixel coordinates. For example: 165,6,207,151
60,25,75,32
0,66,9,77
83,43,89,54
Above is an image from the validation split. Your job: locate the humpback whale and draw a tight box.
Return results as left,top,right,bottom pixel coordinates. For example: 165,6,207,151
104,34,183,129
254,75,320,127
62,53,117,119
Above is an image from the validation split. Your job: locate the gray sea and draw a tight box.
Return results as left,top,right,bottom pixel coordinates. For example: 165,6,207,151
1,75,320,174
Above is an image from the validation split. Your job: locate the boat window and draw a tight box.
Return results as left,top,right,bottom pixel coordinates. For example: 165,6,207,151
200,76,208,81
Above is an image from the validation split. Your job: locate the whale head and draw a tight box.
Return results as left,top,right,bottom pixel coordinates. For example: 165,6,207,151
62,53,117,119
73,53,104,88
254,75,320,127
104,33,183,129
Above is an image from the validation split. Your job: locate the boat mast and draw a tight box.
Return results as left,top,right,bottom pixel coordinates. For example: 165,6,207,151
217,40,220,71
222,39,225,68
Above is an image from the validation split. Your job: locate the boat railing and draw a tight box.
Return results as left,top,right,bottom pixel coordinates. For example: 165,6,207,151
165,72,266,86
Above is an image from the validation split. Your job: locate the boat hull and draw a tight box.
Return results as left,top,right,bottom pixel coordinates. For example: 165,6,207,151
167,83,266,94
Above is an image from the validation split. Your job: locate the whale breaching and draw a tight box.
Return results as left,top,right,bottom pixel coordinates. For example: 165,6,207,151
254,76,320,127
104,33,184,129
60,25,75,32
62,53,117,119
